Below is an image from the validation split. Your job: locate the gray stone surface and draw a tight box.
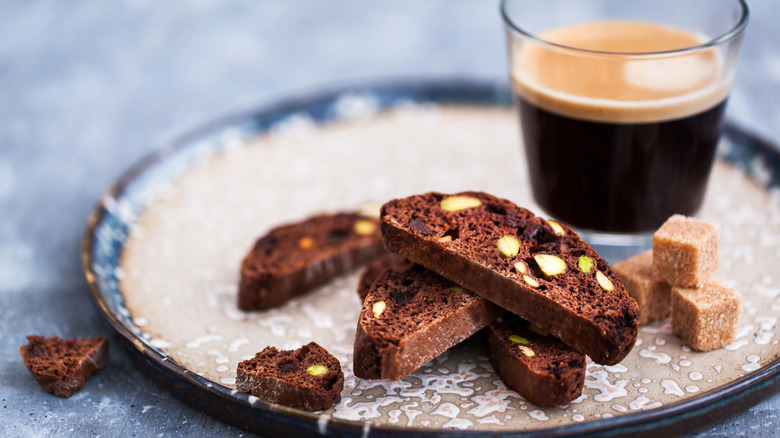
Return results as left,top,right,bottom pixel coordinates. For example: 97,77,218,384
1,1,778,436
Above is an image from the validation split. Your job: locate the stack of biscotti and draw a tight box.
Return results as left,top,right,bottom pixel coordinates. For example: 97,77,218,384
234,193,638,408
354,254,586,408
379,191,639,366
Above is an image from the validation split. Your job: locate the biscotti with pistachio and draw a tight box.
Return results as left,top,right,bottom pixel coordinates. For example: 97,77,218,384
380,191,638,365
239,212,385,310
353,260,501,380
236,342,344,411
485,313,586,408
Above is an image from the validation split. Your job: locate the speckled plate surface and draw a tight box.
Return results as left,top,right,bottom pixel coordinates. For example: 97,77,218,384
83,81,780,437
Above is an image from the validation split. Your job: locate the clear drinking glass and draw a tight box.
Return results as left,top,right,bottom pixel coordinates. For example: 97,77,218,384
501,0,749,248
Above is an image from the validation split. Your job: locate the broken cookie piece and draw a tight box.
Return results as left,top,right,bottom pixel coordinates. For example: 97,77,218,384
19,335,109,398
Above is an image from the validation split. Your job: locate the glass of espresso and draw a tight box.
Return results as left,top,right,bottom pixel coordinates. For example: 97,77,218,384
501,0,748,246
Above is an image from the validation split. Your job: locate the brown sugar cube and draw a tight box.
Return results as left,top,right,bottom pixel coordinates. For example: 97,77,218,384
614,250,671,325
652,215,719,287
671,278,742,351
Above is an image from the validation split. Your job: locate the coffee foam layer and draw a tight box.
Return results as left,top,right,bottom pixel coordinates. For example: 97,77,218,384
511,21,731,123
512,75,730,123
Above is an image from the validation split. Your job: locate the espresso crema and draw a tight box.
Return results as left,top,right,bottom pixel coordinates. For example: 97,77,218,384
512,20,731,124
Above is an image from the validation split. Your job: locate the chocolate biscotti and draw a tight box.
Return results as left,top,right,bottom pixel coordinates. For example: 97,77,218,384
236,342,344,411
380,191,638,365
239,212,386,310
353,262,501,380
19,335,109,398
485,313,586,408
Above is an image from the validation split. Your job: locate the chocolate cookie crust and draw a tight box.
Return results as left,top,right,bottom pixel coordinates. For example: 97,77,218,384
380,191,638,365
239,212,385,310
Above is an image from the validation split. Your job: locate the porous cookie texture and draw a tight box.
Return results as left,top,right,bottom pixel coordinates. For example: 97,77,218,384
19,335,109,398
485,313,586,408
380,191,638,365
236,342,344,411
239,212,385,310
653,215,719,288
356,253,407,302
671,278,742,352
354,262,501,380
614,250,672,325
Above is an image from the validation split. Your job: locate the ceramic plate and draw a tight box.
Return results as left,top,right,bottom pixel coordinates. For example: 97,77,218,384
83,81,780,437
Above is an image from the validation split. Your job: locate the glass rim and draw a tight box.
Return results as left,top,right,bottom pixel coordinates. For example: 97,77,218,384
500,0,750,56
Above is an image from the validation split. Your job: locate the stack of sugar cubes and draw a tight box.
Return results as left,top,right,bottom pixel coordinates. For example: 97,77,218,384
614,215,742,351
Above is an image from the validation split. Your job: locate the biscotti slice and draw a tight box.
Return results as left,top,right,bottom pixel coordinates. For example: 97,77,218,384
236,342,344,411
356,253,408,302
485,313,586,408
354,262,501,380
239,211,385,310
381,191,638,365
19,335,109,398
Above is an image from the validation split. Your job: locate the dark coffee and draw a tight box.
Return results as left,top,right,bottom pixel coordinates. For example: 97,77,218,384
518,96,727,233
510,20,732,233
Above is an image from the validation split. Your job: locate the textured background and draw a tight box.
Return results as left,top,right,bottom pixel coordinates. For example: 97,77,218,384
1,0,779,436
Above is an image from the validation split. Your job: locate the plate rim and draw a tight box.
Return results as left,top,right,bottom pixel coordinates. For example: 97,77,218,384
82,79,780,437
